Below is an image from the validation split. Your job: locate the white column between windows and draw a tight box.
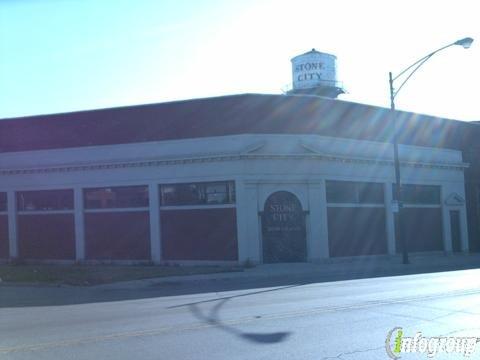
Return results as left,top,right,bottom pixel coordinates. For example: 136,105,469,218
308,181,329,260
7,190,18,259
234,179,248,263
74,187,85,261
245,184,261,263
384,183,396,255
149,184,161,264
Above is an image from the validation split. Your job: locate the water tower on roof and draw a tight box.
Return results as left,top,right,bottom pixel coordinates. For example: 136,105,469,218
287,49,344,98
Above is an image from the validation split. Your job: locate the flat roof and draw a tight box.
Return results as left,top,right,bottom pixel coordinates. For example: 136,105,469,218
0,93,477,153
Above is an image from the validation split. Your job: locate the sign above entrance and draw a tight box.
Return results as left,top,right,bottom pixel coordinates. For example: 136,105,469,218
262,191,306,263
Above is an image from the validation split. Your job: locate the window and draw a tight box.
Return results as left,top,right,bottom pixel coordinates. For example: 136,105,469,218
326,181,357,203
84,186,149,209
16,189,74,211
0,192,6,212
393,184,441,205
160,181,235,206
326,181,384,204
358,182,385,203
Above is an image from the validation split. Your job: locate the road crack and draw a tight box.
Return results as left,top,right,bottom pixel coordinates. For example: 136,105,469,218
321,346,384,360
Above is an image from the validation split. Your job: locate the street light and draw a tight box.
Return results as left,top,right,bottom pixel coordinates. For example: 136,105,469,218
388,37,473,265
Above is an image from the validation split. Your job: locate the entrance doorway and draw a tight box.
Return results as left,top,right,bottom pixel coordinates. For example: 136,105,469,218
262,191,307,263
450,210,462,252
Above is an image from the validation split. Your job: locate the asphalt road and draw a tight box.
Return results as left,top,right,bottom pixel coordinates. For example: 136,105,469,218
2,269,480,359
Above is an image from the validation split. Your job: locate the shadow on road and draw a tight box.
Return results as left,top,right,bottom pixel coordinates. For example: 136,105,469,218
189,298,291,344
176,285,301,344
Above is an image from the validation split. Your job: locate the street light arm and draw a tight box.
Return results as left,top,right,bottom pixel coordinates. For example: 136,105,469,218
390,37,473,105
392,42,455,81
392,53,434,99
391,42,456,99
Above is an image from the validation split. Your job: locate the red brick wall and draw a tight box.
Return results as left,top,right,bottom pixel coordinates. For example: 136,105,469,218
85,212,150,260
18,214,75,260
0,215,8,259
161,208,238,261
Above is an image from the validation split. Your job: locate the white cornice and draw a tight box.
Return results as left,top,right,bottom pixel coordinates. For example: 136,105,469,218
0,152,468,176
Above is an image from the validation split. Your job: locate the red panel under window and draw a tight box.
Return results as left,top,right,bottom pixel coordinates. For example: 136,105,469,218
18,214,75,260
0,215,8,258
161,208,238,261
327,207,387,257
85,212,150,260
395,208,444,252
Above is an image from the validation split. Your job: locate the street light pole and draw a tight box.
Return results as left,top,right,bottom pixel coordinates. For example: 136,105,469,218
389,71,408,264
388,37,473,265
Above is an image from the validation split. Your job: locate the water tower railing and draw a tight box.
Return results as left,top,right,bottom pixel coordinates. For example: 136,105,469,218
282,80,345,94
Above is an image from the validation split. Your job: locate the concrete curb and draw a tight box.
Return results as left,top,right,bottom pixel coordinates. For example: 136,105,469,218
96,253,480,290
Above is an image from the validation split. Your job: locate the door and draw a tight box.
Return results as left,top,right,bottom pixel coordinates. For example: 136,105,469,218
262,191,307,263
450,210,461,252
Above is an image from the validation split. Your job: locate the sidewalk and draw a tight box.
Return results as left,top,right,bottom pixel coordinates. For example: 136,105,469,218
98,252,480,290
2,253,479,308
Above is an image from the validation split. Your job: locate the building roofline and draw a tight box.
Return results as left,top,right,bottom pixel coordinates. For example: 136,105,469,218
0,92,473,125
0,92,477,155
0,93,260,121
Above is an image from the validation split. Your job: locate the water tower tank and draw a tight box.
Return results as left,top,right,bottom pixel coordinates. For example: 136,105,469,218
288,49,344,98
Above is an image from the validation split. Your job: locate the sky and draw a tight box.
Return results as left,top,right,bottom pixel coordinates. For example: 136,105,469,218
1,0,479,120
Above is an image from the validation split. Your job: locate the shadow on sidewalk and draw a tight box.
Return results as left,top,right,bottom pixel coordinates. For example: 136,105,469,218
1,261,479,308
